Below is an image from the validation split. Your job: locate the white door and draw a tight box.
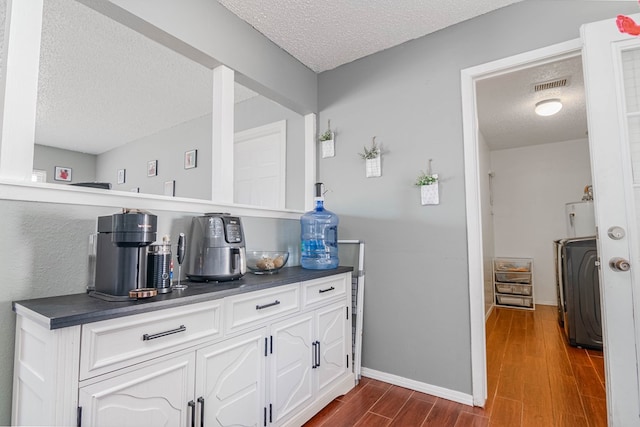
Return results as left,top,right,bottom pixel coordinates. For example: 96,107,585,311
582,13,640,425
270,313,314,425
78,353,195,427
234,120,286,209
195,328,267,427
315,302,349,395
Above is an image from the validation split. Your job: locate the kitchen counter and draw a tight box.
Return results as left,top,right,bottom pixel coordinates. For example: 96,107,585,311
13,266,353,330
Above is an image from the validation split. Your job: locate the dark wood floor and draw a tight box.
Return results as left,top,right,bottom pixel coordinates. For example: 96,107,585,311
304,305,606,426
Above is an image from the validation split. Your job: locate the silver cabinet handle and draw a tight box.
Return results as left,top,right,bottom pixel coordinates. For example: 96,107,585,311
142,325,186,341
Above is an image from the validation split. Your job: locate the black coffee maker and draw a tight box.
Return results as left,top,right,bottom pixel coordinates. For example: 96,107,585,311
92,209,157,301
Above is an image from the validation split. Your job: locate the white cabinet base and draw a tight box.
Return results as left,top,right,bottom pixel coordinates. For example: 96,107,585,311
12,273,354,427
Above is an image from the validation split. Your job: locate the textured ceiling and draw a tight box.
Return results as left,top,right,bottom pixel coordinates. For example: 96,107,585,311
216,0,522,73
476,55,587,150
36,0,256,155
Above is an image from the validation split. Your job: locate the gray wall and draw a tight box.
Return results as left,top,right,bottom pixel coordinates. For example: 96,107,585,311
317,1,636,394
33,144,97,184
96,115,212,198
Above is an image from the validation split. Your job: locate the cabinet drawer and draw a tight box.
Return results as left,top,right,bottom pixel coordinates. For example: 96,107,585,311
495,272,531,284
302,274,348,308
80,300,222,380
496,294,533,308
495,283,532,296
224,284,300,333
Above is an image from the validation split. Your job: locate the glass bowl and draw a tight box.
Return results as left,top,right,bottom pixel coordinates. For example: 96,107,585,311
246,251,289,274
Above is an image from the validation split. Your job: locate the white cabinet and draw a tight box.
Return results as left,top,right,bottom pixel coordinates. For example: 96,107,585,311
493,257,534,310
12,272,354,427
197,328,267,427
79,352,196,427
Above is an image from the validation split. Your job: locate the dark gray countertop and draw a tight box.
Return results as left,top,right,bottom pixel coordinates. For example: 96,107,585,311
13,266,353,330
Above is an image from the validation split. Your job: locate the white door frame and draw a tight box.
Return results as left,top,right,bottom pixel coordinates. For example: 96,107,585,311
461,38,583,406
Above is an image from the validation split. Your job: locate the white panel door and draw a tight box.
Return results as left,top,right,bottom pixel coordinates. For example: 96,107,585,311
78,352,195,427
234,120,286,209
196,328,267,427
315,302,348,395
582,13,640,425
270,313,314,425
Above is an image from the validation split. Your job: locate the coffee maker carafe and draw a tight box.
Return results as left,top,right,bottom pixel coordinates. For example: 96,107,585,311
92,209,157,301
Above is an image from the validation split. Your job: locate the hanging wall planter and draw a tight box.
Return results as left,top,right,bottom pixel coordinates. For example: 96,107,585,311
359,137,382,178
365,157,381,178
415,159,439,205
319,120,335,158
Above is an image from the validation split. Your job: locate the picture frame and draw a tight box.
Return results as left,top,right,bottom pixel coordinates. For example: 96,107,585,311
164,180,175,196
147,160,157,177
117,169,126,184
54,166,72,182
184,149,197,169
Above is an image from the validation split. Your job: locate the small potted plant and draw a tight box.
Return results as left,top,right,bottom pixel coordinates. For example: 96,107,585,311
359,137,382,177
319,120,335,158
415,160,439,205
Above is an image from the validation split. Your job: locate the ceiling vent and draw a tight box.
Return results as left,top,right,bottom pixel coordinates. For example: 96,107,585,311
534,77,569,92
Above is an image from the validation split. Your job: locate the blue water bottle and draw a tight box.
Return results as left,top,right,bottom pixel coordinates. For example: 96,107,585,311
300,183,339,269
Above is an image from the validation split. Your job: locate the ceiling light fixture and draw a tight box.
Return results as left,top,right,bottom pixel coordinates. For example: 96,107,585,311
535,99,563,116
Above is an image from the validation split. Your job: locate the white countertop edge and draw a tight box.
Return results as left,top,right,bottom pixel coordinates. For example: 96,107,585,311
0,181,304,220
13,304,52,329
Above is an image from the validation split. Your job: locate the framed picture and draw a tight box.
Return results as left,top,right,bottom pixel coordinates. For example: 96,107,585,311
54,166,72,182
117,169,126,184
147,160,157,177
184,149,197,169
164,180,175,196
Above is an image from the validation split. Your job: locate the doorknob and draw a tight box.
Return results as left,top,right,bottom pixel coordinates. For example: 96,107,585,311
609,257,631,272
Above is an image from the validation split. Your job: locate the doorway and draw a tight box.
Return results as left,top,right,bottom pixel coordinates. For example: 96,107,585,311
461,39,591,407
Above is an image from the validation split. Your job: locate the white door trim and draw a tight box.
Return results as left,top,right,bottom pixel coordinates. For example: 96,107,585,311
461,38,582,407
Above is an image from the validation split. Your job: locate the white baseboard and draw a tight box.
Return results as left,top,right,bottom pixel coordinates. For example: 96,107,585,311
535,301,557,306
360,367,474,406
485,304,494,321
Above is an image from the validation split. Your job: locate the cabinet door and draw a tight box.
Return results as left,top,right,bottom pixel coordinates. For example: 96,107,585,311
316,302,348,395
270,313,314,425
78,352,195,427
196,328,267,427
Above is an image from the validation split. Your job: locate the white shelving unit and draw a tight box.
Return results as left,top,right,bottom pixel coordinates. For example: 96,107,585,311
493,257,534,310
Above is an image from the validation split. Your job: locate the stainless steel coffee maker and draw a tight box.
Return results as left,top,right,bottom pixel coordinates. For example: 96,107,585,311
92,209,157,300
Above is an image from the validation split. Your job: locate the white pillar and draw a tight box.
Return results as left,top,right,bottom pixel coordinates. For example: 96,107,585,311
0,0,43,181
304,113,316,210
211,65,234,203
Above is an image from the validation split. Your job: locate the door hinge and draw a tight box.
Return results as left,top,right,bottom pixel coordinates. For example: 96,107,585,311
77,406,82,427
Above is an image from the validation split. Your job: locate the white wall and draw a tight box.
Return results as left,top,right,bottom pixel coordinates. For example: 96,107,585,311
490,138,593,305
478,131,495,316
